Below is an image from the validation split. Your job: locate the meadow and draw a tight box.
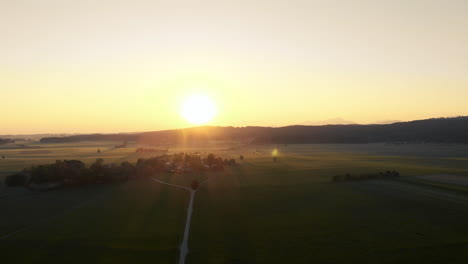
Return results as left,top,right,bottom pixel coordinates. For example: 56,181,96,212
1,141,468,263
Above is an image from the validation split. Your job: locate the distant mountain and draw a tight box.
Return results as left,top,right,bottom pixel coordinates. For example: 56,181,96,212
40,116,468,144
302,118,402,126
302,118,356,126
369,120,402,125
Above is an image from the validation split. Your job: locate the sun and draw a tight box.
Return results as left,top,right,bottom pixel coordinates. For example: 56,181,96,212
181,94,217,125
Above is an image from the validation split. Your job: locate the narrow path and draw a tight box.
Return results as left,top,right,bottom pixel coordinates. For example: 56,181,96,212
179,190,195,264
152,177,191,191
151,178,195,264
151,177,212,264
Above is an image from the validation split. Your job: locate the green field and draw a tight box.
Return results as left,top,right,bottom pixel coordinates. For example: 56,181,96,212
1,142,468,263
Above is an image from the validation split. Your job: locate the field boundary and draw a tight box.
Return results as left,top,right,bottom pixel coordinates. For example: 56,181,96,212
366,180,468,206
397,177,468,195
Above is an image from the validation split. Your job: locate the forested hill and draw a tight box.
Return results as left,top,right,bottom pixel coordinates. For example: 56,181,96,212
40,117,468,144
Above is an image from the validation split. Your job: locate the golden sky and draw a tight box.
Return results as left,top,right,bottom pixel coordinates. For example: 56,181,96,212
1,0,468,134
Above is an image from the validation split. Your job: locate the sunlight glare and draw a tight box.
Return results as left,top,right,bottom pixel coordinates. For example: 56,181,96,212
181,94,217,125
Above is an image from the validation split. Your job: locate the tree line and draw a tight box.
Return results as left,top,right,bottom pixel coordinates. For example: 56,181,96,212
332,170,400,182
0,138,15,145
40,116,468,144
4,153,238,188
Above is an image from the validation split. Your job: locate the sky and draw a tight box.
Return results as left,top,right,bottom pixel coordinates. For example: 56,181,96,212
1,0,468,134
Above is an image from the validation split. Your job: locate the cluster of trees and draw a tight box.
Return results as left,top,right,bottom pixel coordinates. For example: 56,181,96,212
191,180,199,190
4,171,29,186
135,148,169,153
332,170,400,182
5,159,135,188
4,153,236,188
136,152,237,174
0,138,15,145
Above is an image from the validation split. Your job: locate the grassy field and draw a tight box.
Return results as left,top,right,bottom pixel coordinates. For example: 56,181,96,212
1,180,188,263
190,173,468,263
1,142,468,263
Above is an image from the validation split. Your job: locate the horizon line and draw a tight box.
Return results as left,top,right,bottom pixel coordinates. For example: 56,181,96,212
2,116,468,137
